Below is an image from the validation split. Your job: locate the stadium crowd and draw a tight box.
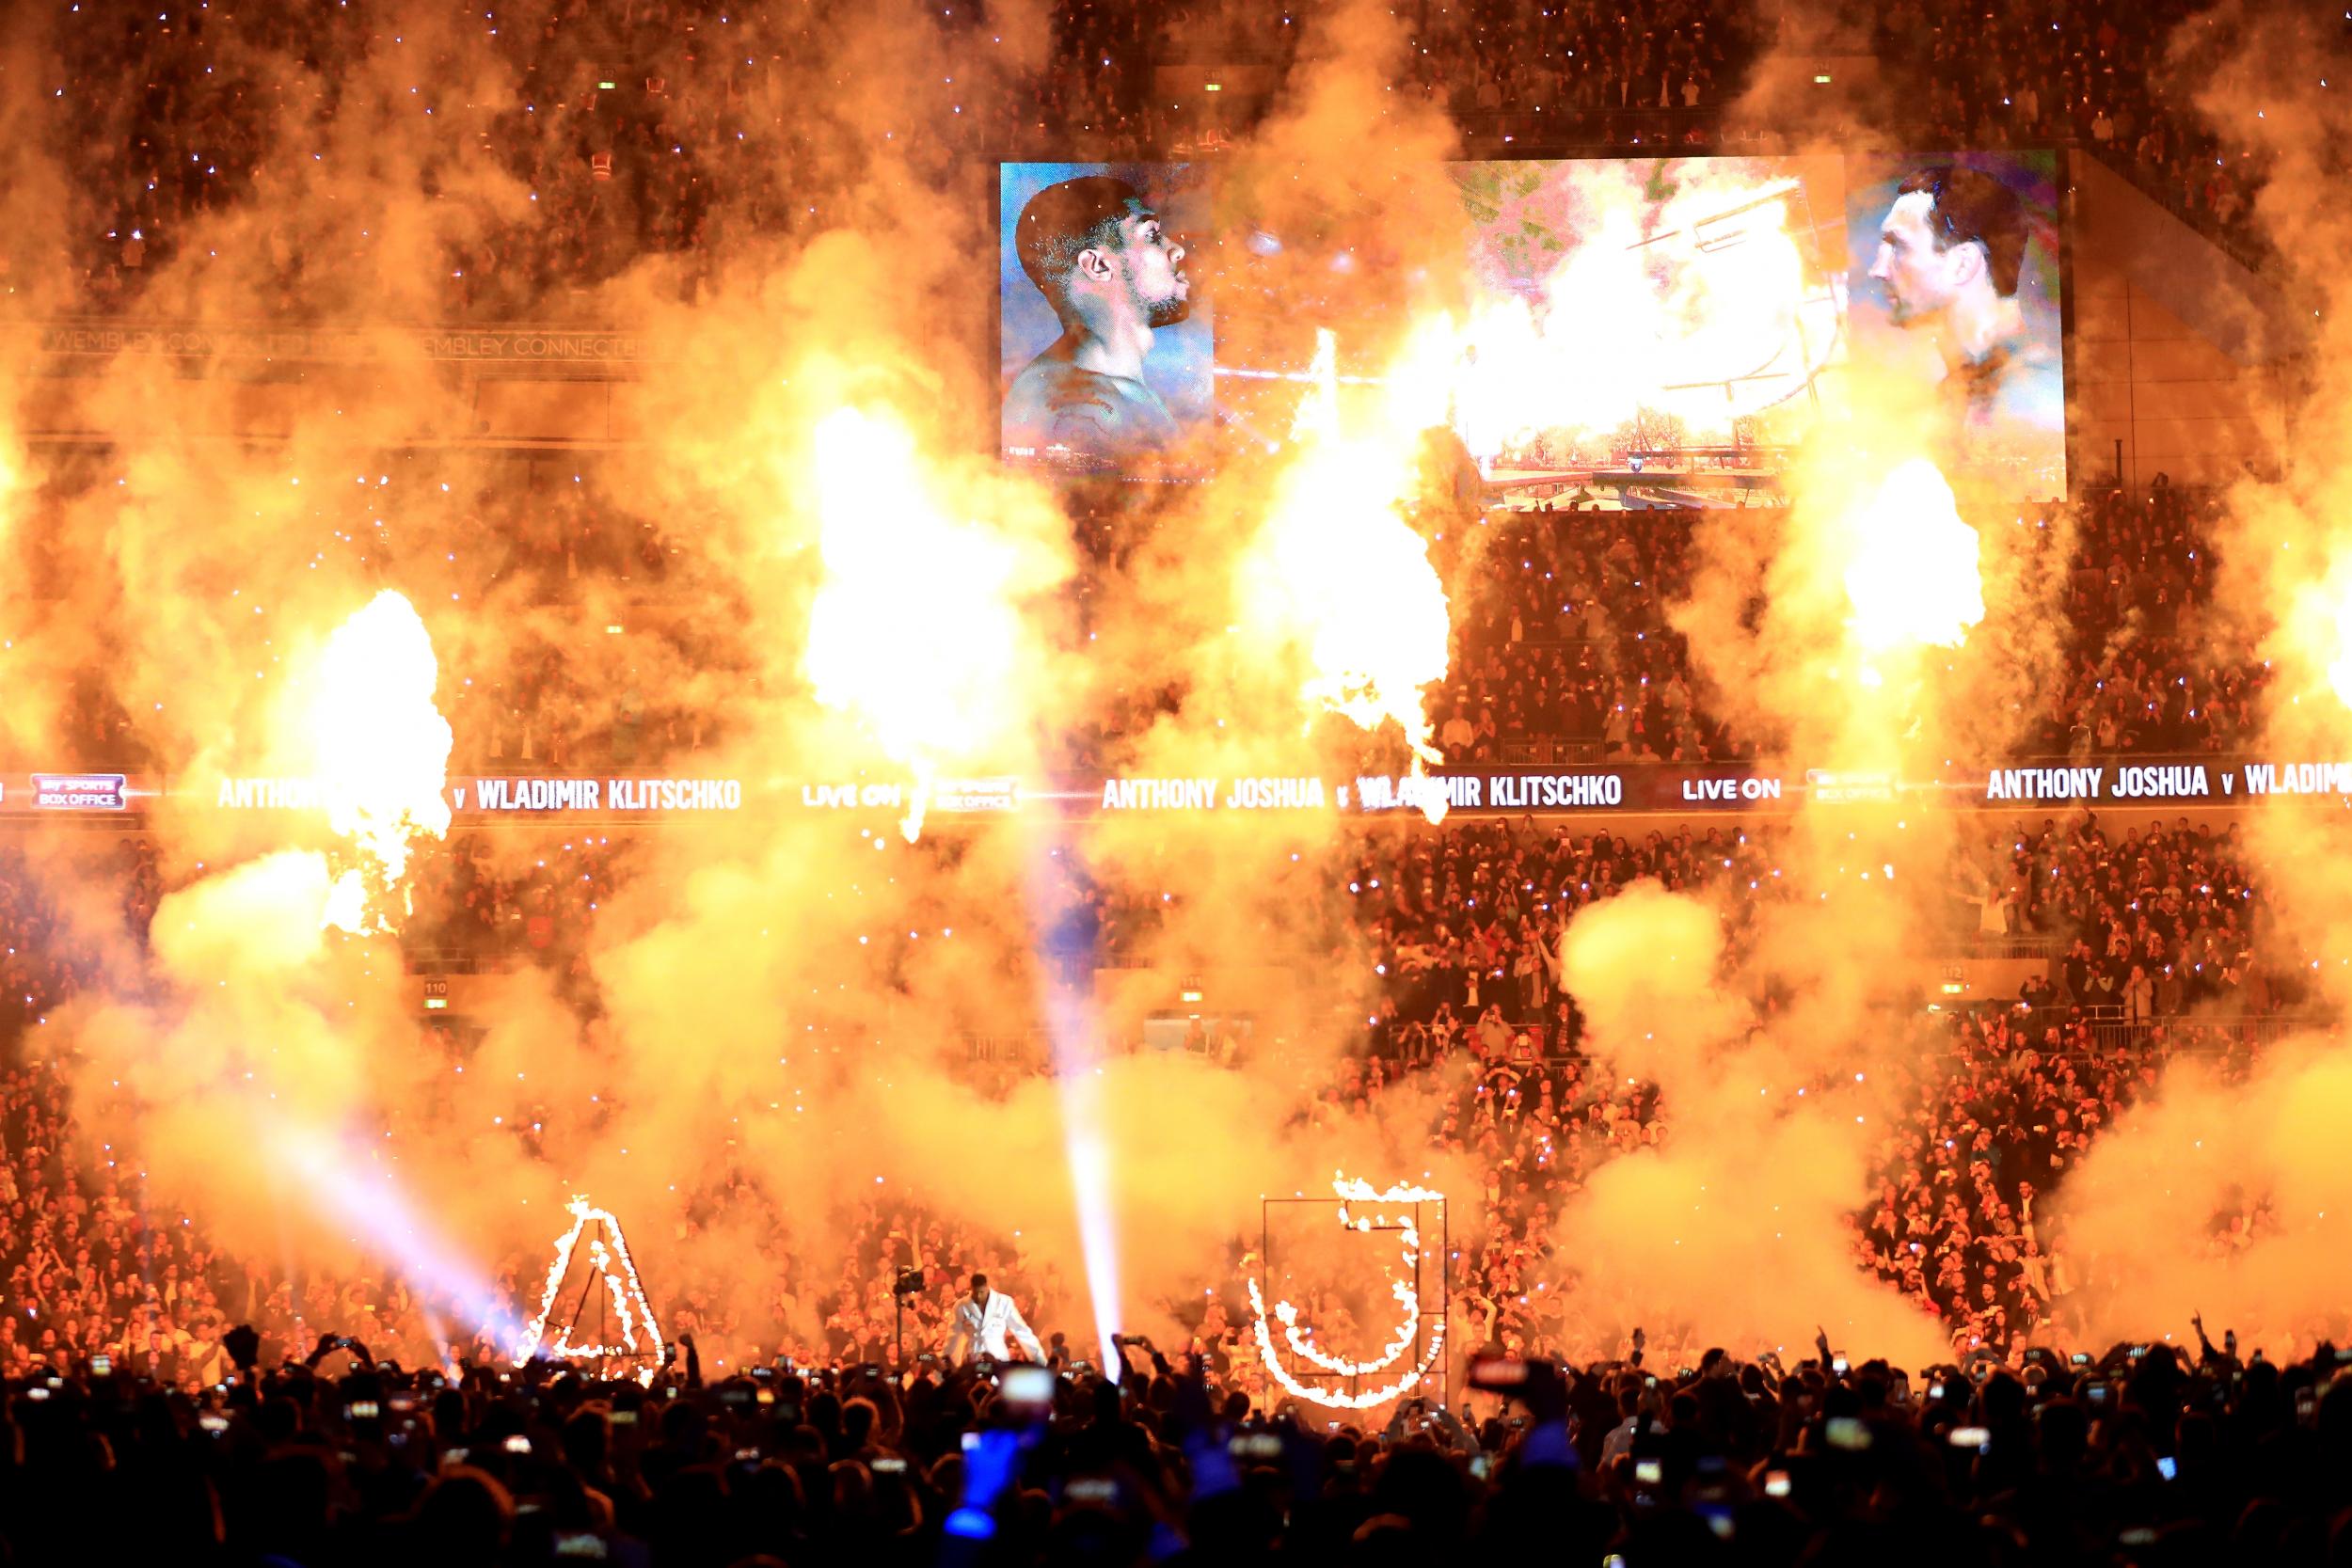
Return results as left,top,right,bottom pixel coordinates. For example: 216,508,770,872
9,0,2299,320
2039,481,2274,759
1434,505,1732,767
1332,805,2297,1083
2,456,2263,794
10,1318,2352,1567
1868,0,2288,262
1434,480,2267,770
1,447,2312,1405
1430,0,2298,276
4,792,2340,1563
6,1034,2348,1567
2,812,2315,1382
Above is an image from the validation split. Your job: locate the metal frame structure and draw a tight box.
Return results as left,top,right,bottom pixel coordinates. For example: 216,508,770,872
1260,1192,1453,1411
516,1203,665,1383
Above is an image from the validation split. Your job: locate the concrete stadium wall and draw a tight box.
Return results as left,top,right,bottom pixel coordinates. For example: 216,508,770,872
2066,151,2299,489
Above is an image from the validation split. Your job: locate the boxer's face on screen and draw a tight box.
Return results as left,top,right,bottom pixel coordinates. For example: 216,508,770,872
1106,206,1190,329
1869,190,1965,325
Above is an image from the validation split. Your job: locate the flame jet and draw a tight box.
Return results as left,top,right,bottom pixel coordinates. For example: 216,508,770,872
803,406,1071,841
309,590,454,933
1240,328,1453,821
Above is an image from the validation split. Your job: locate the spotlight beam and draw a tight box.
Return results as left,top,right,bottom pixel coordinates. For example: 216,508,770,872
1024,823,1124,1377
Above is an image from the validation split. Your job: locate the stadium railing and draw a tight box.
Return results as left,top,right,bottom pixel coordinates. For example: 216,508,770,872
2088,1012,2326,1054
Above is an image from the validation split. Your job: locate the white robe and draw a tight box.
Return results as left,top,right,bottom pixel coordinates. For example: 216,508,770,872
946,1291,1045,1364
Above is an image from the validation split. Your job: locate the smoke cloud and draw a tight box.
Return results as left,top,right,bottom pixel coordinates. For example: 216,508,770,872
2029,2,2350,1359
1551,881,1948,1366
7,0,2335,1386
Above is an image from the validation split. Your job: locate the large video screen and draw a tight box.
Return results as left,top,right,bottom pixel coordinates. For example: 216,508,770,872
999,162,1217,473
1843,151,2065,499
998,152,2064,501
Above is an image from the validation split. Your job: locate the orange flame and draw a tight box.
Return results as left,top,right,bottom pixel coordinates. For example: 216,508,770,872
2296,563,2352,712
804,407,1064,841
1442,167,1839,466
1840,458,1985,673
312,590,453,932
1249,329,1451,822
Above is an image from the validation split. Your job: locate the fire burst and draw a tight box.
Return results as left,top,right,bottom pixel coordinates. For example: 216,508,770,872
2286,558,2352,712
1840,457,1986,669
312,590,453,932
1248,1174,1447,1410
1442,166,1839,466
515,1197,665,1381
1248,330,1452,822
805,407,1063,842
2327,614,2352,712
